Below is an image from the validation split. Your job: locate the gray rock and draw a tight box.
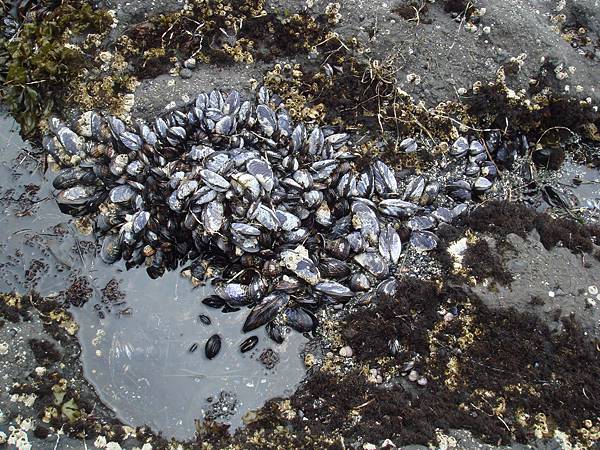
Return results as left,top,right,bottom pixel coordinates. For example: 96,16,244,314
180,68,193,79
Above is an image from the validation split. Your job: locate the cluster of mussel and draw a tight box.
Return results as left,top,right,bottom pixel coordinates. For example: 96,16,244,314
47,87,520,355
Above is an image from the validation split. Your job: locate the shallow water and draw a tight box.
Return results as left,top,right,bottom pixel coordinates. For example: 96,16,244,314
559,161,600,218
0,113,307,440
72,269,307,439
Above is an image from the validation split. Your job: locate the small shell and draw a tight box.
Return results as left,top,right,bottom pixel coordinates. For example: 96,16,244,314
243,292,289,332
450,137,469,157
205,334,221,359
132,211,150,233
285,307,316,333
410,231,438,251
275,210,301,232
376,277,398,301
202,202,224,234
255,204,280,231
120,131,142,151
373,160,397,194
200,169,230,191
308,126,324,155
109,185,136,203
353,252,389,279
256,105,276,136
378,224,402,264
240,336,259,353
198,314,211,325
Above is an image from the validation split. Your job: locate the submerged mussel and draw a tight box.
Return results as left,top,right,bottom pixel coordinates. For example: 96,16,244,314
205,334,221,359
240,336,259,353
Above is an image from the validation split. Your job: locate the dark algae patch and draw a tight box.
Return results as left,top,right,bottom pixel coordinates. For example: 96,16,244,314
534,215,600,255
28,338,61,365
207,279,600,448
467,201,537,238
310,282,598,446
463,239,513,286
426,303,600,446
467,200,600,255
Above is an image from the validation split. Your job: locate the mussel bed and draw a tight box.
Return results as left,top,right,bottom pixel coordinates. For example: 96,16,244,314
47,87,536,351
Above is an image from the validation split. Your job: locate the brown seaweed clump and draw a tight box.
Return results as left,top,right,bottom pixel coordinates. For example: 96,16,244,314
277,279,599,447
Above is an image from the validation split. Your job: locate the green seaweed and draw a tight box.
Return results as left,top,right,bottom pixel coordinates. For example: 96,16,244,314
1,1,112,136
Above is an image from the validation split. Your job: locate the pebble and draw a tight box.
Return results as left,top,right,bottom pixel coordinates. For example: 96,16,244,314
183,57,196,69
339,346,353,357
368,368,383,384
408,369,419,382
180,68,193,79
417,376,428,386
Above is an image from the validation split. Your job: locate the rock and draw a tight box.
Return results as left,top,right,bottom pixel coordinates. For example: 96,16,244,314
242,410,260,425
180,68,193,79
408,370,419,382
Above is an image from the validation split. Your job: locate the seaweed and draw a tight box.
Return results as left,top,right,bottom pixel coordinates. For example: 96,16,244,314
28,338,61,365
467,200,600,256
2,1,113,135
272,280,600,447
463,239,513,286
